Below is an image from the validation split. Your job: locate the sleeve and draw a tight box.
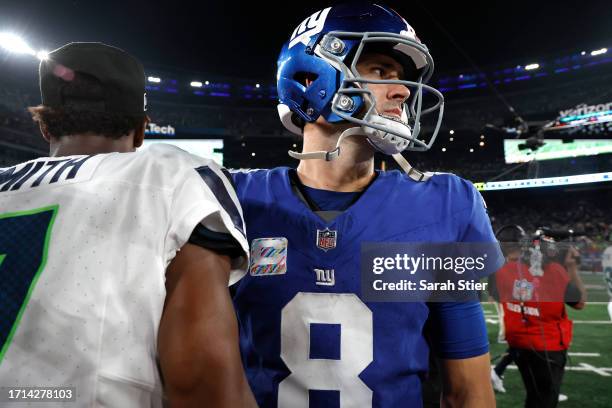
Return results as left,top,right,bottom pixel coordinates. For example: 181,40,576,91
165,163,249,286
564,282,582,306
494,262,522,303
188,223,244,259
459,181,505,274
426,301,489,359
546,262,573,304
459,182,497,243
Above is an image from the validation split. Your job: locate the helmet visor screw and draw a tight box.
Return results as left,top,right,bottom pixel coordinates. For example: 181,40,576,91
337,95,354,111
329,38,345,54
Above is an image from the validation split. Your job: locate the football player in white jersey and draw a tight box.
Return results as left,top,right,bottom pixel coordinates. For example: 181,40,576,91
602,244,612,320
0,43,257,407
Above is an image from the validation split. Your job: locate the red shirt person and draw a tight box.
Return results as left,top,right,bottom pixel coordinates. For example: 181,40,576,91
491,226,586,408
496,260,573,351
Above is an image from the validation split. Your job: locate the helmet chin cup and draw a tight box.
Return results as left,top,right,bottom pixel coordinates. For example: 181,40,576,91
362,113,412,155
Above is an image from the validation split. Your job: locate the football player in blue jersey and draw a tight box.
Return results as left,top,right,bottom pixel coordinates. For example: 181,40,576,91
231,3,499,407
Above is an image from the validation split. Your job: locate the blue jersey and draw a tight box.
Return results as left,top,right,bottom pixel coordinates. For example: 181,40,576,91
231,167,497,408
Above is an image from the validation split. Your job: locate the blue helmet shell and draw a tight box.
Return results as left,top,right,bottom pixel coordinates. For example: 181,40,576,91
276,2,439,142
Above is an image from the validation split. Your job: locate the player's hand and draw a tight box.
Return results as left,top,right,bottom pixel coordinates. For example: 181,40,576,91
564,246,580,267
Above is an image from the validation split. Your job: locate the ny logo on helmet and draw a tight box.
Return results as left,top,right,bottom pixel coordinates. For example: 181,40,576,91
289,7,331,49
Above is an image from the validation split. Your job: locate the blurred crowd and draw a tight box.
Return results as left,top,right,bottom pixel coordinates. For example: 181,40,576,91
2,82,611,252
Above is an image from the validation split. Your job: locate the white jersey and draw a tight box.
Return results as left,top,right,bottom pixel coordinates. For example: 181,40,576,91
0,144,248,407
602,245,612,297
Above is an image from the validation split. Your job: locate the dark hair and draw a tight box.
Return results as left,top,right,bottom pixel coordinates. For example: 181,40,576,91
28,106,145,140
496,224,527,256
29,70,145,139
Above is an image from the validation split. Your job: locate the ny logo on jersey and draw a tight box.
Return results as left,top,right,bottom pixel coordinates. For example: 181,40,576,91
314,268,335,286
316,228,337,251
288,7,331,49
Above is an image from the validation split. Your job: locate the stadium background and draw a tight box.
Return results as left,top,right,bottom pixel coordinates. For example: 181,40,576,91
1,0,611,406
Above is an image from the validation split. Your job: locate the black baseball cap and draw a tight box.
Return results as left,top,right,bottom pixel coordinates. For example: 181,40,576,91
39,42,146,116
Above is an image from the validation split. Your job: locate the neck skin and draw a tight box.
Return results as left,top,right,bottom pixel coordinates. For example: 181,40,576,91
297,121,376,192
47,133,139,157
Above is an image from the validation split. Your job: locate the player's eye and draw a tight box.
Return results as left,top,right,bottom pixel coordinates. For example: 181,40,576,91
371,67,385,77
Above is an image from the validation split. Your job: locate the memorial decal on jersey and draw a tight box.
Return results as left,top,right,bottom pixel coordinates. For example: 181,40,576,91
249,237,288,276
316,228,337,251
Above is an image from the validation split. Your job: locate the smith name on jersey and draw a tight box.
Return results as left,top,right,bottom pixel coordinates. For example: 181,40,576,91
0,144,247,407
231,167,500,408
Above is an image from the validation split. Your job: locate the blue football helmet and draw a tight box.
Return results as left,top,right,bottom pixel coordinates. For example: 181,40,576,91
277,3,444,164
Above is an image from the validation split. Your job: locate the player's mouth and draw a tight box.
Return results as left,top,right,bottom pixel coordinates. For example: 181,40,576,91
380,110,408,126
383,108,402,117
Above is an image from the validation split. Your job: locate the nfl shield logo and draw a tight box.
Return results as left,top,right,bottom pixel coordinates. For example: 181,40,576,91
316,228,337,251
512,279,534,301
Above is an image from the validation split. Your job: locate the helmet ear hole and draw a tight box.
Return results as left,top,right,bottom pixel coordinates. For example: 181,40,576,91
293,72,319,87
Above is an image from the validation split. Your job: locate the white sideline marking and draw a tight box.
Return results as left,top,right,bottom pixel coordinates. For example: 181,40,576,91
568,352,600,357
506,364,612,377
573,320,612,324
485,319,611,325
577,363,611,377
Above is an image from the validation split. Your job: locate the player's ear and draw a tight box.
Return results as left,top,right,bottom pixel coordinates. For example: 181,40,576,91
39,123,51,143
28,106,52,143
133,115,148,148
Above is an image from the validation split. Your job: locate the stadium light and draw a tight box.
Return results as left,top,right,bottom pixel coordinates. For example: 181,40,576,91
469,148,474,152
36,50,49,60
480,141,485,147
0,33,35,55
581,51,586,56
590,48,607,56
449,137,454,142
255,83,261,88
525,63,539,70
442,147,446,152
480,135,485,139
190,81,203,88
449,129,454,134
205,80,210,85
147,76,161,83
251,152,256,157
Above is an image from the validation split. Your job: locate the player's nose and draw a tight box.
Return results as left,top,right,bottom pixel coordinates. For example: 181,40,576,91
387,83,410,104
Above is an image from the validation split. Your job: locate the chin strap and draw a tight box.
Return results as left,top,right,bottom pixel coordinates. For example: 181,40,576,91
288,127,365,161
287,126,432,183
392,153,432,182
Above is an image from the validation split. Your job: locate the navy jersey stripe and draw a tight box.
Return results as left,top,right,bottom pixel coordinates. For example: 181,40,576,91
195,166,245,237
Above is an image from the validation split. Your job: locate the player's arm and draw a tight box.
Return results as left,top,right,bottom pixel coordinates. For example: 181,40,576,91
439,354,495,408
158,242,257,408
563,246,586,309
428,301,495,408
